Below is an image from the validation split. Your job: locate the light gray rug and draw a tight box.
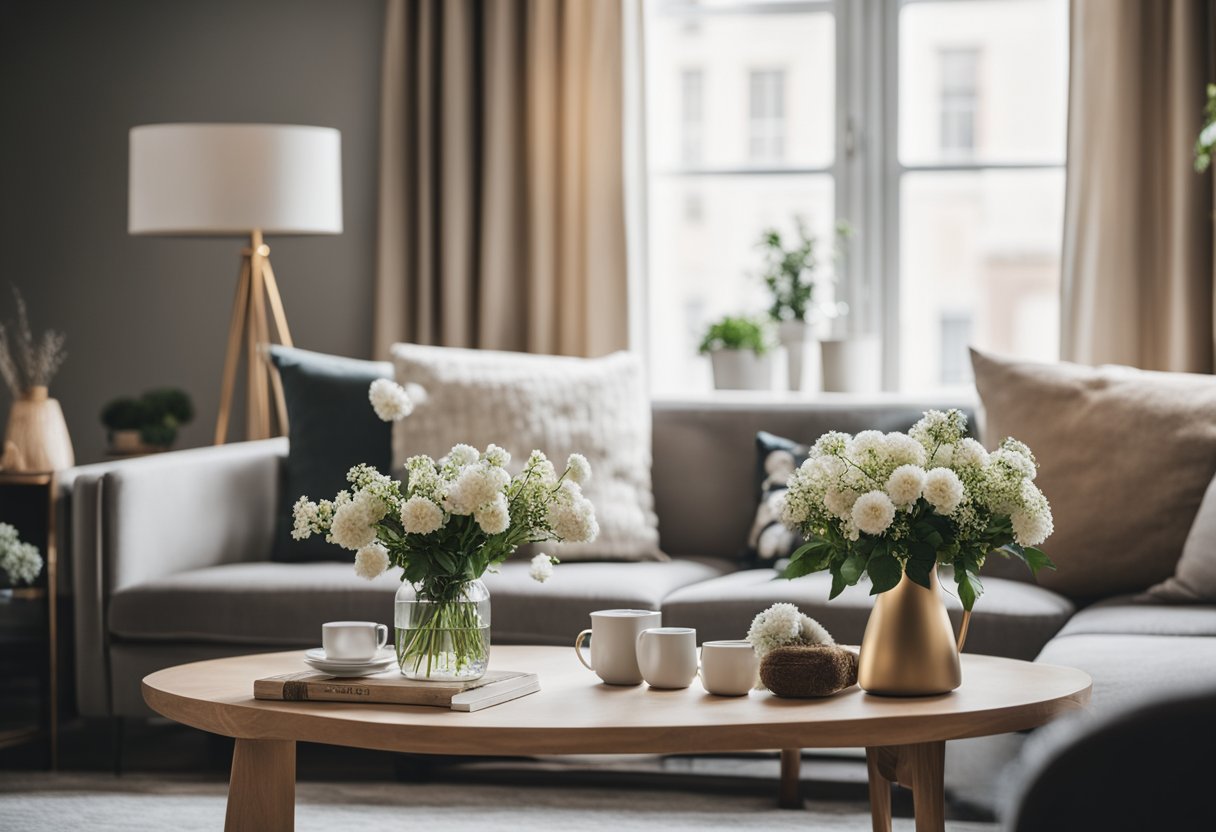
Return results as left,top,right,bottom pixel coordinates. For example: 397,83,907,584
0,773,999,831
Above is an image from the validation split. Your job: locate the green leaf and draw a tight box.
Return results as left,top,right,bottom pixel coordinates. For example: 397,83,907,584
829,565,848,600
434,550,457,574
1023,546,1057,573
867,550,903,594
782,549,829,579
955,566,985,612
840,551,867,586
905,542,937,589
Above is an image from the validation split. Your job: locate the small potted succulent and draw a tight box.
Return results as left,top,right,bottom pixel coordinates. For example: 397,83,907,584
698,315,773,391
101,388,194,454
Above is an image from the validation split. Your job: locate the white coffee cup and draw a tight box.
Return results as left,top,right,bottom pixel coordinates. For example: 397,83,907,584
699,640,760,696
636,627,699,690
575,609,662,685
322,621,388,662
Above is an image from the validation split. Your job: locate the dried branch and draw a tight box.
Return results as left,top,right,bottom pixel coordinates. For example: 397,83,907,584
0,287,67,394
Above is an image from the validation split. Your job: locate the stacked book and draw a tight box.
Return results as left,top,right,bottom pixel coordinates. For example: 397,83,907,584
254,669,539,712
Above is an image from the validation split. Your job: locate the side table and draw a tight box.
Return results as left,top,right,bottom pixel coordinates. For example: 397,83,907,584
0,470,62,768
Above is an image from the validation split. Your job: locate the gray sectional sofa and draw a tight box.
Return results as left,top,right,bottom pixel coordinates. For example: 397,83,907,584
65,396,1216,771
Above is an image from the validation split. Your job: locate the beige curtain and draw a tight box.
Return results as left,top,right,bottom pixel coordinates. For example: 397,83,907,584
375,0,629,359
1061,0,1215,372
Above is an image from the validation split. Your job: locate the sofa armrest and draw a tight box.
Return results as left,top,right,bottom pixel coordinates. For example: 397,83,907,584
70,438,286,716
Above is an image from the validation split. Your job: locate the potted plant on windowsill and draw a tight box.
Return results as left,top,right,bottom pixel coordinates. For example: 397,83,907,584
757,218,852,391
698,315,773,391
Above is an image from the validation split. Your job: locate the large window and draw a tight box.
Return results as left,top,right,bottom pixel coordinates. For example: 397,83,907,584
641,0,1068,393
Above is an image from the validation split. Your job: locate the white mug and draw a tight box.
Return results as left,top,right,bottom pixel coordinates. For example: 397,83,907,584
699,640,760,696
636,627,699,690
575,609,662,685
322,621,388,662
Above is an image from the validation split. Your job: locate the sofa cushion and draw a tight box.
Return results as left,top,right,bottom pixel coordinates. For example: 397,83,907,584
1055,596,1216,638
1148,472,1216,603
660,569,1074,660
746,432,808,568
268,346,393,563
971,349,1216,601
108,559,732,647
1036,634,1216,715
391,344,663,562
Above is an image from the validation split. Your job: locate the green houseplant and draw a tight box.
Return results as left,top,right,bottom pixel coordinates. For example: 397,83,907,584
698,315,773,391
756,219,853,391
101,388,194,453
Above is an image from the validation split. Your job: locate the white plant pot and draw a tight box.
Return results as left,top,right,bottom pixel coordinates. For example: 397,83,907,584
821,336,882,393
777,320,818,392
709,349,773,391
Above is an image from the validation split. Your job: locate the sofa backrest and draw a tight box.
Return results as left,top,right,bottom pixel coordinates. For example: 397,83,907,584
650,393,978,561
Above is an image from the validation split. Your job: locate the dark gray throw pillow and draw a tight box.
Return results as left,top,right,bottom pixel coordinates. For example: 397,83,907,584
747,431,810,568
268,346,393,563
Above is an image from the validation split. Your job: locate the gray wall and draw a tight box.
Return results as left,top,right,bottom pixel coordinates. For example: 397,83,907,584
0,0,385,464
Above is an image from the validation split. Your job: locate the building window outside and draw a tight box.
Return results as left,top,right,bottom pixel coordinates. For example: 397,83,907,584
680,68,704,165
641,0,1067,394
939,48,979,156
748,69,786,164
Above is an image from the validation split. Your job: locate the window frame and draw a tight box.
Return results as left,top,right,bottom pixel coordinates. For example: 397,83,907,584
639,0,1067,391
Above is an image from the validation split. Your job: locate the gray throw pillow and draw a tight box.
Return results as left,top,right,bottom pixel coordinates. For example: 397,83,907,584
268,346,393,563
1148,474,1216,602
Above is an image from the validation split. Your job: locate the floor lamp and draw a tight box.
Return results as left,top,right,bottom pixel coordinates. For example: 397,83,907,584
128,123,343,444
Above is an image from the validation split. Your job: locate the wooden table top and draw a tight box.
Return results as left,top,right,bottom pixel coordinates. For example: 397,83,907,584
142,646,1091,756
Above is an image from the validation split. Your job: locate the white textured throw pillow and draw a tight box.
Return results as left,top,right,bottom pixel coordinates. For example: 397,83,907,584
390,344,665,562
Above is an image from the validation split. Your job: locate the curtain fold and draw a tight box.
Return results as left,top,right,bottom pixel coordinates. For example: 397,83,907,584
375,0,629,359
1061,0,1216,372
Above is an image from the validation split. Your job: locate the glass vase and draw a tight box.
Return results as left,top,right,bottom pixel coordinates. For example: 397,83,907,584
394,579,491,681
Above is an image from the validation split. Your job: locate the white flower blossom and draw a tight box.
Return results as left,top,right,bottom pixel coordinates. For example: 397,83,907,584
446,444,480,468
923,467,965,515
885,464,926,508
824,487,860,520
474,494,510,535
953,438,990,470
565,453,592,485
400,495,445,535
746,603,835,661
483,444,511,467
353,542,390,580
529,553,556,583
852,490,896,535
329,494,379,550
368,379,414,422
0,523,43,585
549,492,598,542
1012,480,1054,546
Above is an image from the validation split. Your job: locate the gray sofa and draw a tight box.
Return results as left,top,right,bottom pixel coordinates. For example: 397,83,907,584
66,396,1216,761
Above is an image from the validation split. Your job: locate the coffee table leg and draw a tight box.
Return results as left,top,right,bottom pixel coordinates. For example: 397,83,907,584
865,742,945,832
865,747,893,832
225,738,296,832
779,748,802,808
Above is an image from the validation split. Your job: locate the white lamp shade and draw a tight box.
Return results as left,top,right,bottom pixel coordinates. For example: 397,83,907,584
128,123,343,236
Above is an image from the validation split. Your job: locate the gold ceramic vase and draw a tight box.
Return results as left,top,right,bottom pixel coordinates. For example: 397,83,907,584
857,566,961,696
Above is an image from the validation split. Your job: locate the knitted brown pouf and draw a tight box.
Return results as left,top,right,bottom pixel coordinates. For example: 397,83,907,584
759,645,859,698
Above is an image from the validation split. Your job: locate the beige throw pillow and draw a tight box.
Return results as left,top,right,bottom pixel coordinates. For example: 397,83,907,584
970,349,1216,600
391,344,665,562
1148,474,1216,602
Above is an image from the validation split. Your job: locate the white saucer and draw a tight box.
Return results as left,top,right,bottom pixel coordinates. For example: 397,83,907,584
304,647,396,677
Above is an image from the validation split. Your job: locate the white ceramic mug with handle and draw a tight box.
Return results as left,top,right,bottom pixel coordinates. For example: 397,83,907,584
699,640,760,696
575,609,661,685
322,621,388,662
636,627,699,689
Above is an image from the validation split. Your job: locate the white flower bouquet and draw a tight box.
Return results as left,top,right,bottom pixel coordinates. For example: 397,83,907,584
0,522,43,586
779,409,1055,611
292,381,599,677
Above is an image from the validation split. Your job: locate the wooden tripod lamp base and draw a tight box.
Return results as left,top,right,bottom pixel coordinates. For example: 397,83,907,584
214,229,293,445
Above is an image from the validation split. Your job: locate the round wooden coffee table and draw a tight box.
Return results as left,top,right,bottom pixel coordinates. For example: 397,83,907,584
143,646,1090,832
